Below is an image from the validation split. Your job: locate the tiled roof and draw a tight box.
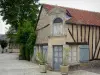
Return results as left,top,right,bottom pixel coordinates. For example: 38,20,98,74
43,4,100,26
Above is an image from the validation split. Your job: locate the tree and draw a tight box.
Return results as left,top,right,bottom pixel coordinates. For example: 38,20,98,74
16,20,36,60
0,0,39,60
0,40,8,53
0,0,39,29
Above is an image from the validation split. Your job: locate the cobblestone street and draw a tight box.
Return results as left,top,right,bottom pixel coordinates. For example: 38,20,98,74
0,53,100,75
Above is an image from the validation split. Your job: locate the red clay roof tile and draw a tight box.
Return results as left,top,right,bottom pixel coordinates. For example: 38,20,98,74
43,4,100,26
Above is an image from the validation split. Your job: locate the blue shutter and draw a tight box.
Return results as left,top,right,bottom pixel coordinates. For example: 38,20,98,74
80,45,89,62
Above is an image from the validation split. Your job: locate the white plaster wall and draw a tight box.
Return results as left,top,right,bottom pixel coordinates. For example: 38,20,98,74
47,36,66,68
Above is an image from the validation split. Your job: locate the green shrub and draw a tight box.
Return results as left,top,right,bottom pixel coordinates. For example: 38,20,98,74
36,51,47,65
17,20,36,61
62,47,70,66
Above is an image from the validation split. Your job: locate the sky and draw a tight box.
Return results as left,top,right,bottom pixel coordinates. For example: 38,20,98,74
0,0,100,34
0,16,10,34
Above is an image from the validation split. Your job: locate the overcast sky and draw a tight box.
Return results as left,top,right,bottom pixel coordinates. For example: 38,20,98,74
0,0,100,34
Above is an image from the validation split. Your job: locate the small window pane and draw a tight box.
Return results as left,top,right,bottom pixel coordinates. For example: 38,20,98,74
53,24,62,35
73,52,76,57
58,46,62,51
53,18,63,23
59,52,62,57
55,52,58,57
68,57,71,62
34,47,36,56
54,46,58,52
72,57,77,62
59,58,62,63
54,58,58,63
72,48,76,52
69,52,71,57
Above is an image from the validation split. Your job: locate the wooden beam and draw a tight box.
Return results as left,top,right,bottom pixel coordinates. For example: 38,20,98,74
36,24,50,31
72,24,73,36
96,40,100,58
84,25,86,42
92,26,94,59
66,22,100,27
81,25,82,42
93,27,96,58
95,27,97,46
99,27,100,40
66,42,88,45
94,27,97,58
85,26,89,42
89,26,93,60
78,25,81,42
68,28,76,42
88,26,90,44
77,25,78,42
97,46,100,59
96,27,100,58
36,5,43,27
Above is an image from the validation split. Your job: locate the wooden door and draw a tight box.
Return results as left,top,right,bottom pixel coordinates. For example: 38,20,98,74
53,45,63,71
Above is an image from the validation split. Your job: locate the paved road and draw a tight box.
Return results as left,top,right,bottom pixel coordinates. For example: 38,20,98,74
0,53,99,75
0,53,38,75
0,53,61,75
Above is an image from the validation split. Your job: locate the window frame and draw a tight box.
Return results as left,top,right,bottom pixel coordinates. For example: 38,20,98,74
68,45,79,63
40,45,48,60
52,17,63,36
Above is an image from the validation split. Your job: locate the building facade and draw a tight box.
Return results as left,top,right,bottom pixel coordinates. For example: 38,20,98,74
32,4,100,71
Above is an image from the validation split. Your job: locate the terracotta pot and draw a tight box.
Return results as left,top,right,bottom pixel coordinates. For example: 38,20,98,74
60,65,69,75
39,64,47,73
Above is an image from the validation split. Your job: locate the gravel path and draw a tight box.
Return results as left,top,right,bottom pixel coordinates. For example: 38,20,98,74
0,53,99,75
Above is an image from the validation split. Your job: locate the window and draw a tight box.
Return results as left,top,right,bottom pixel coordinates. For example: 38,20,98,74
33,46,37,59
53,17,63,36
68,45,79,63
32,46,37,62
41,45,48,60
33,46,48,61
53,18,63,23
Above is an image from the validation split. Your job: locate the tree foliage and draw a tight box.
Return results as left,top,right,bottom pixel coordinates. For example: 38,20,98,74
17,20,36,60
0,0,39,29
0,0,39,60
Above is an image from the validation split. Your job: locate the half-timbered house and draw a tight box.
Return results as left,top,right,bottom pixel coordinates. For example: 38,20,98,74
32,4,100,71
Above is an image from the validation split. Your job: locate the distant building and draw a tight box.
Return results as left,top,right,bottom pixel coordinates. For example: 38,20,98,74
0,34,8,40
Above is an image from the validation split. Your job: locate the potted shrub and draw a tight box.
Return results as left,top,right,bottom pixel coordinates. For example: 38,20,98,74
36,51,47,73
60,47,70,75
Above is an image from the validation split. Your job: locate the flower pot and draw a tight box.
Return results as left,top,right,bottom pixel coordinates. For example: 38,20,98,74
39,64,47,73
60,65,69,75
